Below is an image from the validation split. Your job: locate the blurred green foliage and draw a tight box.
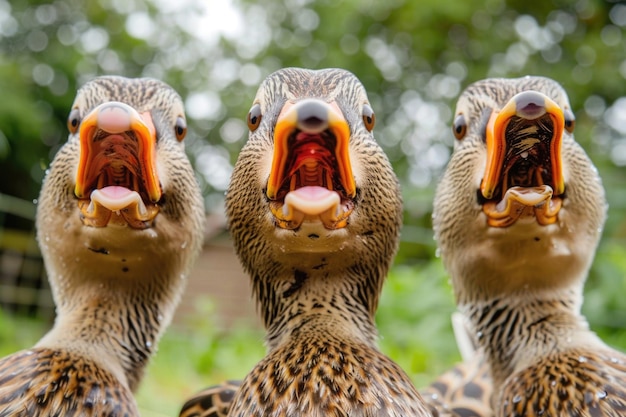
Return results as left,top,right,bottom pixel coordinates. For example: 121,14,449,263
2,0,625,218
1,0,626,413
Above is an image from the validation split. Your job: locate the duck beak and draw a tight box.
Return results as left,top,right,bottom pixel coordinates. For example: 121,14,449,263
75,101,161,228
480,91,565,227
267,99,355,199
266,99,355,230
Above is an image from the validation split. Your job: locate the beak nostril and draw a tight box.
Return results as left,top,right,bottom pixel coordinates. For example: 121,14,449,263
300,116,325,132
95,102,136,134
518,103,545,119
296,100,330,133
514,91,547,120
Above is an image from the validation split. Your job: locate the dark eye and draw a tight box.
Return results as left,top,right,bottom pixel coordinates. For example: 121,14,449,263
67,108,80,134
564,108,575,133
174,116,187,141
362,104,375,131
453,114,467,140
247,103,262,131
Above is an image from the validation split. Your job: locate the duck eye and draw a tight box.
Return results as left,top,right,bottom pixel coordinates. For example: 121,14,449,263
362,104,375,131
67,108,81,134
564,109,575,133
453,114,467,140
247,103,262,131
174,116,187,141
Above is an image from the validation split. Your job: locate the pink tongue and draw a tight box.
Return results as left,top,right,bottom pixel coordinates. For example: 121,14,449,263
98,186,134,199
284,186,340,216
290,186,335,201
89,186,148,214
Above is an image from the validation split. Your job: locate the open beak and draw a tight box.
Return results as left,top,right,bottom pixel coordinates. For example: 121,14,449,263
480,91,565,227
266,99,355,230
75,101,161,229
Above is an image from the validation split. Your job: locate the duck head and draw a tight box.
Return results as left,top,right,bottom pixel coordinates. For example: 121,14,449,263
36,76,204,302
226,68,402,314
227,68,401,260
433,77,606,300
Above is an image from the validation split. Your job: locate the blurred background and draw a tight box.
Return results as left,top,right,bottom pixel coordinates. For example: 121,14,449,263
1,0,625,415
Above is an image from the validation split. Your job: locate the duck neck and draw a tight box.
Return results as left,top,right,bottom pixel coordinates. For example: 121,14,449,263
256,264,382,352
459,285,595,387
37,275,181,392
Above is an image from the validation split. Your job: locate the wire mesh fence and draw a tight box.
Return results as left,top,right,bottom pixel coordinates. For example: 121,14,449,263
0,193,54,319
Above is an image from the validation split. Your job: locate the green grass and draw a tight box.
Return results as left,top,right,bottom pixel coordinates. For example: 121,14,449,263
1,255,625,416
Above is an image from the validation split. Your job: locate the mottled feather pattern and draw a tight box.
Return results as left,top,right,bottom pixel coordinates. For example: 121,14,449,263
466,295,581,385
0,77,205,416
501,349,626,417
433,77,625,416
227,337,425,417
178,342,495,417
465,296,626,415
420,313,493,417
180,68,431,417
0,348,137,417
421,354,494,417
183,355,496,417
180,381,240,417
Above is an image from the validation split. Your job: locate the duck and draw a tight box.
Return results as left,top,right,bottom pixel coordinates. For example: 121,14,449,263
431,76,626,416
0,76,205,416
179,67,432,417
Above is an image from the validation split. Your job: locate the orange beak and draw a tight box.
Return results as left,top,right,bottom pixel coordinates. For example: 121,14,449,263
266,99,355,201
481,91,565,200
74,101,161,203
